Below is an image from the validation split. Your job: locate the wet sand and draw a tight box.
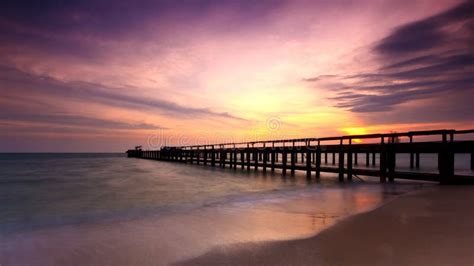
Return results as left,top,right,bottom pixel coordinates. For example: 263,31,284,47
179,186,474,266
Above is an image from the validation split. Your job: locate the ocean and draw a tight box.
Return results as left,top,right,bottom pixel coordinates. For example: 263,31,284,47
0,153,469,265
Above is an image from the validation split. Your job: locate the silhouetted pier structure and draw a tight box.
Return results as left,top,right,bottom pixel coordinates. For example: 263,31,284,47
127,129,474,184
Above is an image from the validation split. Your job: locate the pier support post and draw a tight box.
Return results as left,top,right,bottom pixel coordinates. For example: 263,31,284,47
306,148,312,179
211,147,216,167
338,139,344,182
439,141,454,184
290,150,296,175
316,144,321,179
282,150,287,175
271,149,276,172
232,151,236,168
324,152,327,165
240,151,245,169
263,149,267,173
388,143,396,182
246,149,251,171
366,152,369,167
415,152,420,168
354,153,358,165
439,134,455,184
220,151,225,168
254,150,259,171
372,152,376,166
347,140,352,181
332,152,336,165
380,137,387,183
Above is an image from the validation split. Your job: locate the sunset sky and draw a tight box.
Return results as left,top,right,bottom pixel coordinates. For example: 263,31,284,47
0,0,473,152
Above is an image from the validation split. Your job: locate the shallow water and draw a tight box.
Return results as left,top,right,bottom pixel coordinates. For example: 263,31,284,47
0,153,434,265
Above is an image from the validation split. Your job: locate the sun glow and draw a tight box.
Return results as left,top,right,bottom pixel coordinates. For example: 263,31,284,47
340,127,369,143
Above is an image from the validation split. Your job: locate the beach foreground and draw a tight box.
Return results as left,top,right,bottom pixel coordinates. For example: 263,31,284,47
179,186,474,266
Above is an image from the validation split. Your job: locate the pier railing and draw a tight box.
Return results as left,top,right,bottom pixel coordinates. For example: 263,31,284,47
127,129,474,183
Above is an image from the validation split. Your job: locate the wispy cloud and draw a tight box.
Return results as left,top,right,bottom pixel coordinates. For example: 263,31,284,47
0,66,247,121
0,113,166,131
306,0,473,118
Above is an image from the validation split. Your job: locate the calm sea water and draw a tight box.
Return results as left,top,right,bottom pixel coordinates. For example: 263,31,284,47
0,153,468,265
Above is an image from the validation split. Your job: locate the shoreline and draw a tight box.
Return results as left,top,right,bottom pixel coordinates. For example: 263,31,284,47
178,185,474,266
0,179,421,266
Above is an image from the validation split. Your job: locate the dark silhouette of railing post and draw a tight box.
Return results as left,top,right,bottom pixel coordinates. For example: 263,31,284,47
366,152,370,167
332,152,336,165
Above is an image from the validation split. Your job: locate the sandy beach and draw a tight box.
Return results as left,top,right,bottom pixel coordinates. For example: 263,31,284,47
179,186,474,266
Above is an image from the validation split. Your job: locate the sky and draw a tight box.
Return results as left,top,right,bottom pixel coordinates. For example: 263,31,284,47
0,0,472,152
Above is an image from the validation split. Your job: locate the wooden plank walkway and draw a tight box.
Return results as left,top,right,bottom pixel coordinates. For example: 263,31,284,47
127,129,474,184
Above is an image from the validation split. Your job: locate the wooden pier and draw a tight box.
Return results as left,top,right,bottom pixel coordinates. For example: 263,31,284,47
127,129,474,184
